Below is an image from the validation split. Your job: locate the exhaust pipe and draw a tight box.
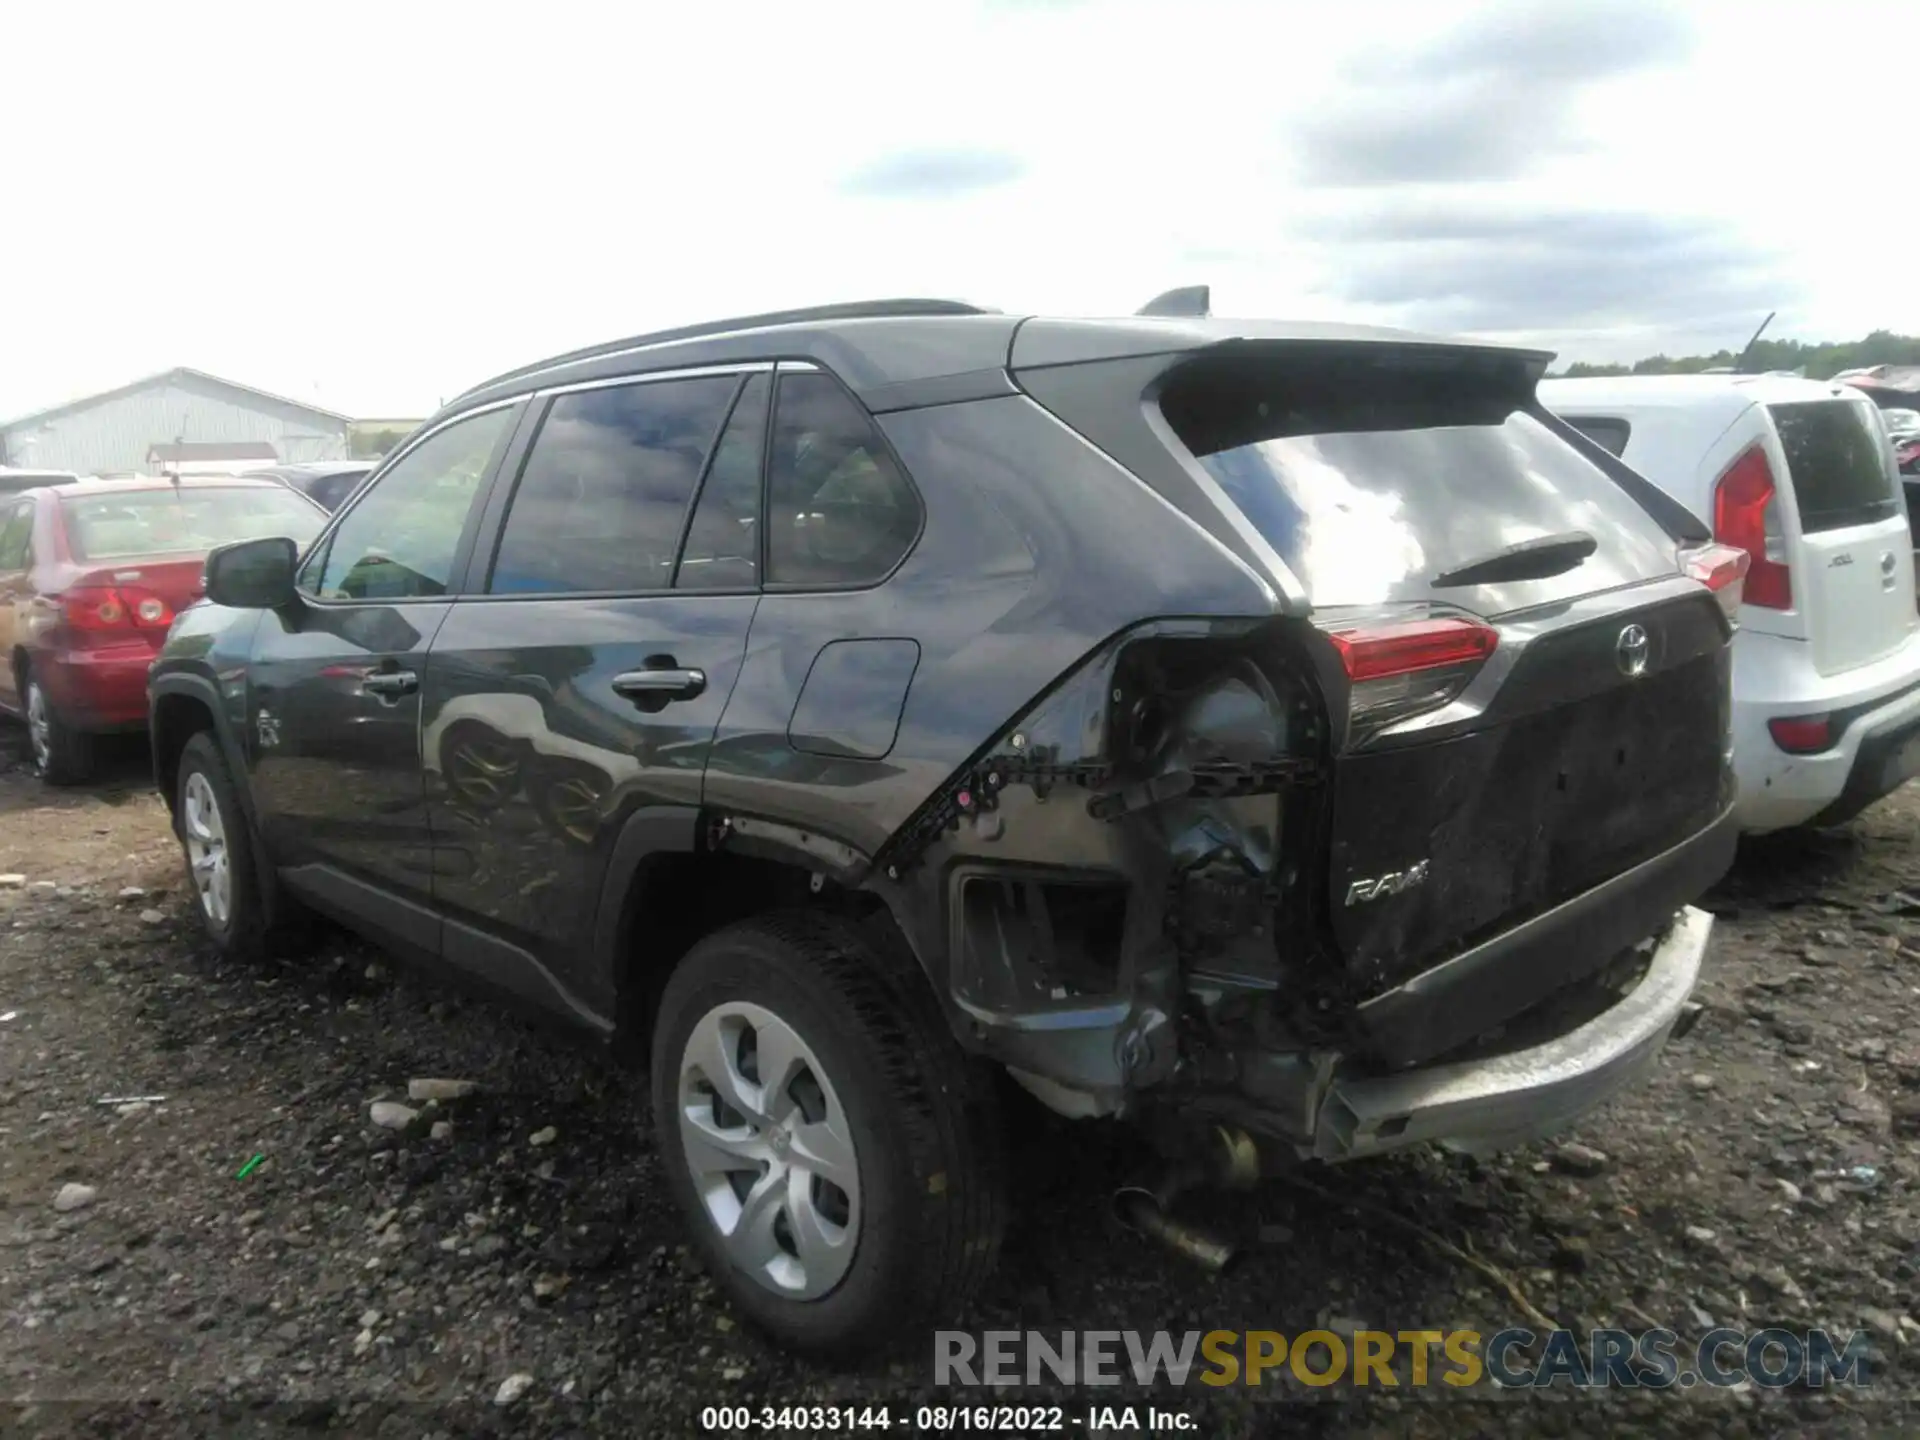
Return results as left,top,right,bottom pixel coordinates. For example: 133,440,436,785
1111,1124,1261,1274
1112,1183,1237,1273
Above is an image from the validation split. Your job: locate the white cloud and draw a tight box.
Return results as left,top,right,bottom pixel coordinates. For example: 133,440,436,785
4,0,1916,420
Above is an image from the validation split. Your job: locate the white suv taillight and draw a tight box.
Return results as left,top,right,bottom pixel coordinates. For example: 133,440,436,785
1681,542,1751,625
1711,445,1790,609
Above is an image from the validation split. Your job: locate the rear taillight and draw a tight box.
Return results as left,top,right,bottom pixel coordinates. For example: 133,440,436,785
1712,444,1791,610
1768,714,1831,754
60,585,174,633
1322,614,1498,731
1681,542,1751,625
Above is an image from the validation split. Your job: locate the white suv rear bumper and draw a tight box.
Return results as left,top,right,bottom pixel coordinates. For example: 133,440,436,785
1731,627,1920,832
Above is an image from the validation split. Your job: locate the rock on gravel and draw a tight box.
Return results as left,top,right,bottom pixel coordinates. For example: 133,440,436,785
494,1372,535,1406
529,1125,558,1147
52,1182,97,1212
368,1101,419,1130
1550,1142,1609,1176
430,1120,453,1140
408,1077,479,1102
138,908,166,925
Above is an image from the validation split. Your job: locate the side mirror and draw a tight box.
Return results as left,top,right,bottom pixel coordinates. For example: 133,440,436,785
204,536,299,610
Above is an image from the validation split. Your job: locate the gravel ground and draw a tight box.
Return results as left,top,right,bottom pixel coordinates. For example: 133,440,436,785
3,730,1920,1437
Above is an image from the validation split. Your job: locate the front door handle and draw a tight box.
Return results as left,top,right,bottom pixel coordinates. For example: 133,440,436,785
611,663,707,706
361,668,418,699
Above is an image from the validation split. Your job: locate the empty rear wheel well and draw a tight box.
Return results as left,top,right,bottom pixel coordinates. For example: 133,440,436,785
151,693,217,815
614,850,889,1054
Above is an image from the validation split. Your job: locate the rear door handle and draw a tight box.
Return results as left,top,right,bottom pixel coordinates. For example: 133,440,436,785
611,665,707,704
361,669,418,699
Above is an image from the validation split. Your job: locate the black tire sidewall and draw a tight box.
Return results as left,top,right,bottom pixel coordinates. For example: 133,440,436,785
25,677,90,785
650,925,938,1355
175,733,263,954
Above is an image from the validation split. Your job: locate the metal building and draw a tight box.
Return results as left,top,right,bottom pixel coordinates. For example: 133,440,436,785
0,367,351,476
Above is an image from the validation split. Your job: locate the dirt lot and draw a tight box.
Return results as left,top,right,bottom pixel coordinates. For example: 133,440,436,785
2,730,1919,1437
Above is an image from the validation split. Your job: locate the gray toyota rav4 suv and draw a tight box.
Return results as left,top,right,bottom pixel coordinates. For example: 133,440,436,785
149,294,1748,1357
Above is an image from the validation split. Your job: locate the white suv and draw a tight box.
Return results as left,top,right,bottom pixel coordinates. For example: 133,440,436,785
1542,374,1920,834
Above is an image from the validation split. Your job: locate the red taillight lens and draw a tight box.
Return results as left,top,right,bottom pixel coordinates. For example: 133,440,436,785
62,586,132,631
127,590,175,629
1326,617,1499,680
1711,445,1791,610
1768,714,1831,754
1681,542,1751,624
1322,614,1498,732
59,585,173,633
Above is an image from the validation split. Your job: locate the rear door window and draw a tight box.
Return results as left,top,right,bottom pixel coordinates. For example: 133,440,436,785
1768,398,1902,534
1159,351,1681,609
676,374,769,591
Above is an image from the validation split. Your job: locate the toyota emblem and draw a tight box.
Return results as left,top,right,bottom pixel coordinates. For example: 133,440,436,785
1615,623,1650,677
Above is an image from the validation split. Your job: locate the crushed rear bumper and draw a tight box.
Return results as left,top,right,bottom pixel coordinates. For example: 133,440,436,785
1310,906,1712,1161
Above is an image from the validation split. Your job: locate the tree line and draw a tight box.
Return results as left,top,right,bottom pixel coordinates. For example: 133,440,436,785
1552,330,1920,380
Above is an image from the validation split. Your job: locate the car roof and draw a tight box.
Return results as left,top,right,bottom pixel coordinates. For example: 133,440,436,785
448,296,1553,421
0,468,80,483
245,461,374,480
1539,372,1864,418
42,474,296,499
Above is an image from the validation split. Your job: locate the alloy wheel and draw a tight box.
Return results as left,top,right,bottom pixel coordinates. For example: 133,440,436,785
676,1000,861,1300
25,683,51,774
181,771,232,927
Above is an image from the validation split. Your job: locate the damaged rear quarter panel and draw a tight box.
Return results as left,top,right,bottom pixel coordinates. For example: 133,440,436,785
699,391,1283,978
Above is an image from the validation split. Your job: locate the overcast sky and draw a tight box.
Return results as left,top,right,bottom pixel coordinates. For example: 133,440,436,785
6,0,1915,421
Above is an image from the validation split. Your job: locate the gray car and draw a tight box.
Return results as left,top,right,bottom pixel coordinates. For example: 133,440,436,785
149,293,1746,1358
243,460,376,513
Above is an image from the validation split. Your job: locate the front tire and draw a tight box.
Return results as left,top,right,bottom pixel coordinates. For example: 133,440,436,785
650,912,1006,1360
25,676,93,786
175,732,283,960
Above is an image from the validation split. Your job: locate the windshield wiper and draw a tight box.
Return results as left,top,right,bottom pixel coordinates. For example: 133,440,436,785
1430,530,1598,588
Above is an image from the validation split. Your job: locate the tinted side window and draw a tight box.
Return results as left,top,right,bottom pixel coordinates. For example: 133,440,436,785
0,502,33,570
1563,415,1631,458
488,376,735,595
676,374,768,591
304,407,513,600
765,373,920,588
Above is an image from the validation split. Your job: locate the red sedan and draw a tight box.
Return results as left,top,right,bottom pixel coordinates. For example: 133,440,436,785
0,475,326,782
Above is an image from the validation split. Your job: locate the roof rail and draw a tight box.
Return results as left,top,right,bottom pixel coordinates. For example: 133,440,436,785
455,297,995,402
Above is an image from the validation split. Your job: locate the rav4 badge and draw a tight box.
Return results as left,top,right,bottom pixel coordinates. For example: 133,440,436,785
1345,860,1430,906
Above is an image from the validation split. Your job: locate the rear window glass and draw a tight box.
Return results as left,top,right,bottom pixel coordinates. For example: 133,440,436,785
61,487,325,561
1770,399,1902,534
1160,353,1679,608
